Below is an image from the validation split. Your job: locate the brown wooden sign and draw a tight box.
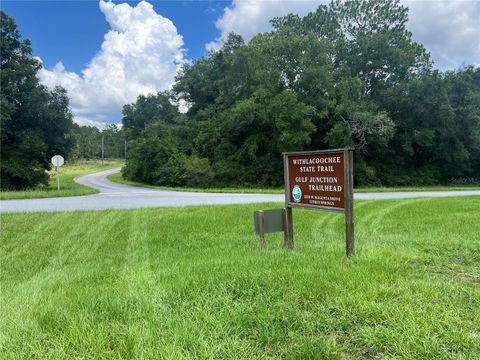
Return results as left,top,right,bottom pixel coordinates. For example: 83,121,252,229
285,150,346,211
283,148,355,256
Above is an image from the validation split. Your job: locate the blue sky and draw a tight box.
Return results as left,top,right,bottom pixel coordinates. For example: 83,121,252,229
2,1,227,72
2,0,479,127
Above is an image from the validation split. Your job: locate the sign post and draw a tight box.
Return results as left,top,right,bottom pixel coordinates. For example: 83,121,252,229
51,155,64,191
254,209,286,249
344,149,355,256
283,148,355,256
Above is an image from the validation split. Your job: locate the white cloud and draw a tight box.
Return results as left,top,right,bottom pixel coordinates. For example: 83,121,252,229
206,0,325,51
405,0,480,70
209,0,480,70
39,0,185,127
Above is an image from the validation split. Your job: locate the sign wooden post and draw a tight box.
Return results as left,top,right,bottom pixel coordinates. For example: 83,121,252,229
283,154,294,249
283,148,355,256
344,149,355,256
283,207,294,249
258,210,266,249
254,209,286,248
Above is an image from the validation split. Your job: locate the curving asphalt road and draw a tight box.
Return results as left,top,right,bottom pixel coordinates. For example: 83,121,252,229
1,167,479,213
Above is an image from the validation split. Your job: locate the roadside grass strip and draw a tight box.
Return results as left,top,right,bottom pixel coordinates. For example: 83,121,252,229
0,161,123,200
107,172,480,195
0,197,479,359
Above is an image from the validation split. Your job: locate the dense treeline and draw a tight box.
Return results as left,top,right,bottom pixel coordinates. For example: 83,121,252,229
122,0,480,187
69,124,125,160
0,11,74,189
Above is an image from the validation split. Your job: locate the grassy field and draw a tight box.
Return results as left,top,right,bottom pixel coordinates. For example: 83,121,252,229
356,185,480,192
1,197,479,359
0,161,123,200
108,171,480,194
107,172,284,194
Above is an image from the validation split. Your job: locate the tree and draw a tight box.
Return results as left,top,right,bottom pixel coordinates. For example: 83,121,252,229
122,91,179,141
69,124,101,160
1,11,74,189
122,0,479,188
376,68,480,185
121,92,195,185
102,124,124,159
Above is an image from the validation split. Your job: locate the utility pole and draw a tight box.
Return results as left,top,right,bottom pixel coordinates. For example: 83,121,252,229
101,135,104,165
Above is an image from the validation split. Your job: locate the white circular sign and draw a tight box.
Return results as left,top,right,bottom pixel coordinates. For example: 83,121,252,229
51,155,64,167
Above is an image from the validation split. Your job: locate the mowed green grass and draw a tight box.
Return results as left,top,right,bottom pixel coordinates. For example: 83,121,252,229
107,172,285,194
0,161,123,200
1,197,479,359
107,172,480,194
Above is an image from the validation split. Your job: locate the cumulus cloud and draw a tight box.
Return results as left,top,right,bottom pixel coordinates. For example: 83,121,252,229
209,0,479,70
405,0,480,70
39,0,185,127
206,0,326,51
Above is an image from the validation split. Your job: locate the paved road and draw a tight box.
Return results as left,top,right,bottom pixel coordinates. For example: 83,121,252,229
1,167,479,213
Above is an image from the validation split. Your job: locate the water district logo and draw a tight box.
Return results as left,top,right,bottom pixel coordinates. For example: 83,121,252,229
292,185,302,202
